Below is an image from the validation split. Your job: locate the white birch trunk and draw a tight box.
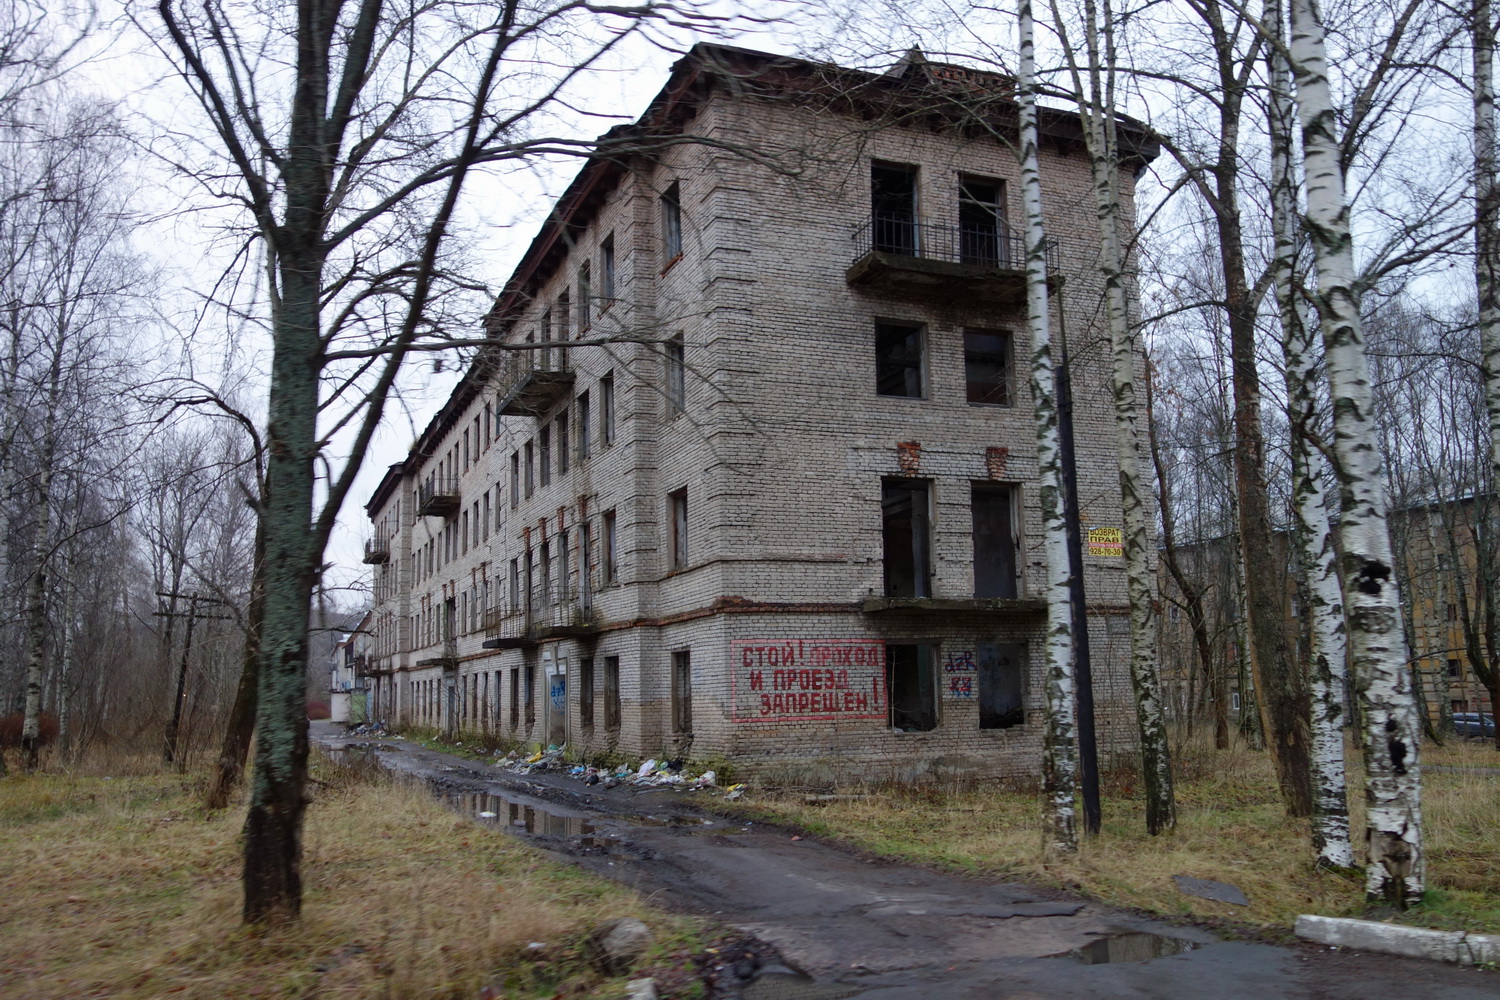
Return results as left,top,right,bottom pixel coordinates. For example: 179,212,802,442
1267,0,1352,869
1056,0,1175,833
1019,0,1079,856
1475,2,1500,699
1289,0,1422,903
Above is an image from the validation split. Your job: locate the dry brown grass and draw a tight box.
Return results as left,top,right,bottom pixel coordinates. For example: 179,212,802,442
0,751,702,999
734,736,1500,934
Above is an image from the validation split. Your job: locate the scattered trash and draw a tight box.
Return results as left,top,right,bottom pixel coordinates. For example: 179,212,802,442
346,719,391,737
637,759,658,777
725,783,747,801
477,810,497,819
695,769,717,787
526,941,548,952
489,747,749,799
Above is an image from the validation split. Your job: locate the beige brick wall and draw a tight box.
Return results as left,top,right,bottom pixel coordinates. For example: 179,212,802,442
364,66,1153,780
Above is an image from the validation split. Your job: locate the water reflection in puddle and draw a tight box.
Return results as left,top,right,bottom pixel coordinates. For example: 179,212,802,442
449,790,595,838
1065,932,1199,964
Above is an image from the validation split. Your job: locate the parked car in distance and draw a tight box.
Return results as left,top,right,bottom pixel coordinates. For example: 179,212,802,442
1453,712,1496,738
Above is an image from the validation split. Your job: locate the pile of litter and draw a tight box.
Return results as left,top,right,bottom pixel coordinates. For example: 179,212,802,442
346,720,392,737
492,747,746,800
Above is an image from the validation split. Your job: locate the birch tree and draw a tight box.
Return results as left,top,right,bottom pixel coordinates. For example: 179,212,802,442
1018,0,1079,855
1288,0,1423,904
1266,0,1351,868
1473,0,1500,745
1050,0,1175,833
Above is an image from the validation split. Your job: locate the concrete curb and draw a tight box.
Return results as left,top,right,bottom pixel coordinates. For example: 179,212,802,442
1295,914,1500,965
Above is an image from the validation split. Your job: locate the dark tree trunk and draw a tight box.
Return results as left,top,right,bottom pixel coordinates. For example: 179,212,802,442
206,519,266,810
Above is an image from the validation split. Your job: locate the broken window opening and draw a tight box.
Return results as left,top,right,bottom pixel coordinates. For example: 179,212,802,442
580,656,595,731
977,642,1026,729
875,321,925,398
958,175,1007,266
882,479,931,598
887,643,937,732
672,649,693,734
964,329,1013,406
604,655,621,731
971,483,1019,599
871,161,917,254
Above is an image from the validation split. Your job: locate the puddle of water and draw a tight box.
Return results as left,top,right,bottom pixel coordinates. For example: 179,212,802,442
1065,932,1199,964
449,790,596,838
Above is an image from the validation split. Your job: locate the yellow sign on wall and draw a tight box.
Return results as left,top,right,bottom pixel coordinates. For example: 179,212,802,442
1088,526,1123,558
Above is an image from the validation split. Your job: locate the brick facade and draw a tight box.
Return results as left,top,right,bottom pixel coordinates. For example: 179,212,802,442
361,45,1155,780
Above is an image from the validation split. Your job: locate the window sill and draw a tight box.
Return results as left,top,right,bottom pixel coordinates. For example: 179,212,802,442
659,253,684,276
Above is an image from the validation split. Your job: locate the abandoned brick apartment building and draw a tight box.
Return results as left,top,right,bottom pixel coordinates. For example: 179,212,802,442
360,44,1155,779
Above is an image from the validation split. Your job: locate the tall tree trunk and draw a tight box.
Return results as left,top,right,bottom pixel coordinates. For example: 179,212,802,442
207,518,266,810
20,340,63,772
1019,0,1079,855
1061,0,1175,833
1474,0,1500,751
1289,0,1423,904
1268,0,1352,866
242,251,321,924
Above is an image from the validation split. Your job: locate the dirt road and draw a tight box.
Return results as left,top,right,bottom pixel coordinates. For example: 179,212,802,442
313,725,1497,999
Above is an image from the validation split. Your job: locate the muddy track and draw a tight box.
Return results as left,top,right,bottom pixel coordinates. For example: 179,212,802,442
315,725,1498,1000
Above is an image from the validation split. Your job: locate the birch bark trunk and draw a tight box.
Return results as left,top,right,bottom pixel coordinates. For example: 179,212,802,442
1018,0,1079,856
20,340,63,772
1289,0,1423,903
1474,0,1500,752
1054,0,1175,832
1267,0,1352,868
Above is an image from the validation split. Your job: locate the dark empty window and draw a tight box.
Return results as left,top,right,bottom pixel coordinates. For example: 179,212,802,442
669,489,688,571
580,656,595,731
964,329,1012,406
871,161,917,255
601,233,616,300
887,643,937,732
971,484,1018,599
577,262,591,332
558,408,570,475
604,655,621,731
603,508,618,583
662,181,683,262
672,650,693,734
882,479,931,598
959,175,1006,266
601,373,616,446
509,668,520,729
577,390,591,460
978,642,1025,729
524,662,536,727
665,333,686,414
524,441,535,498
1448,658,1462,678
876,322,924,398
510,451,520,508
539,426,552,487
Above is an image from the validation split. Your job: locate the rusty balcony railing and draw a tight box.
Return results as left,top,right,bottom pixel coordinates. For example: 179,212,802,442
496,344,575,418
850,214,1057,272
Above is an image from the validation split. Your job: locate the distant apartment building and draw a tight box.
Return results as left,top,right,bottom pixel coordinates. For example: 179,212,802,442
361,44,1156,778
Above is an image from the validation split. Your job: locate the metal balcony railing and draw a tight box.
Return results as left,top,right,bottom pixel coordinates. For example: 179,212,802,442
362,536,390,563
850,214,1058,272
417,476,460,517
496,345,575,418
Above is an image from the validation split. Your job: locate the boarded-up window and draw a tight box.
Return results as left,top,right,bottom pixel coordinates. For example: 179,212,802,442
672,650,692,734
882,479,931,598
887,643,937,732
971,484,1018,599
978,642,1025,729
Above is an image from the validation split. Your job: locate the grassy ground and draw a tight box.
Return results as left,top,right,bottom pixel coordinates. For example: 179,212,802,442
0,750,708,999
730,735,1500,935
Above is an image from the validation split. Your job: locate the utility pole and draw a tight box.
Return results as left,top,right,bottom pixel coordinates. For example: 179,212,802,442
155,591,231,764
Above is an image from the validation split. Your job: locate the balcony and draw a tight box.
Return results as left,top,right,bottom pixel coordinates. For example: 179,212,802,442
861,596,1047,617
496,346,575,418
362,536,390,564
416,636,458,670
481,597,602,649
417,476,460,517
846,215,1057,307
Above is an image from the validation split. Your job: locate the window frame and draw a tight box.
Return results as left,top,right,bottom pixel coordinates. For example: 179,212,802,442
665,333,686,416
874,320,926,399
669,488,688,571
661,181,683,266
963,328,1014,407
